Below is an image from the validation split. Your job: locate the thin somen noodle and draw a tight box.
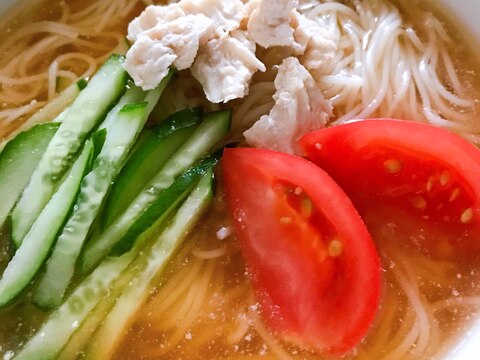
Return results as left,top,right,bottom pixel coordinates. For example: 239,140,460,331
300,0,479,139
0,0,150,138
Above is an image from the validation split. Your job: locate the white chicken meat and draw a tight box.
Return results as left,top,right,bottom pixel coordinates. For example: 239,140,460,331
191,30,266,103
244,57,332,155
247,0,298,48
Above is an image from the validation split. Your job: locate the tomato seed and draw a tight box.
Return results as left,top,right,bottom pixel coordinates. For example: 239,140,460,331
294,187,303,195
426,176,434,192
449,188,461,202
412,196,427,210
301,198,313,217
328,239,344,257
383,159,402,174
440,171,451,186
279,217,293,225
460,208,474,224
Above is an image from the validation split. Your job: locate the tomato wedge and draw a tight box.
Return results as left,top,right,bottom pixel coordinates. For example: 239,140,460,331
222,148,381,355
300,119,480,260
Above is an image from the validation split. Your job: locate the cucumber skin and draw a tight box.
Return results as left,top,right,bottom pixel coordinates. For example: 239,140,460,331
111,154,220,255
32,103,150,309
11,55,128,245
86,171,214,359
80,110,231,273
103,106,203,227
32,101,158,309
33,76,173,309
0,123,59,229
16,170,214,360
13,254,135,360
0,141,93,308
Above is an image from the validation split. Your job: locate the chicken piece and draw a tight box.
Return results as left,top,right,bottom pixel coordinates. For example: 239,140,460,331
124,37,176,90
244,57,332,154
127,4,185,42
180,0,246,35
125,13,213,90
191,30,266,103
247,0,298,48
293,13,337,74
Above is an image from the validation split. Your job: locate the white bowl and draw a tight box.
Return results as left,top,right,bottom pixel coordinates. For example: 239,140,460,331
434,3,480,358
1,0,480,358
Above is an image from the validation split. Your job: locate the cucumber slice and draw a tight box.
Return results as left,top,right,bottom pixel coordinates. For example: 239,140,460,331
80,109,231,273
98,72,172,131
0,123,59,229
0,80,85,150
15,171,214,360
0,141,93,308
32,84,167,309
103,106,203,227
13,253,135,360
85,171,214,359
12,55,127,245
111,155,219,255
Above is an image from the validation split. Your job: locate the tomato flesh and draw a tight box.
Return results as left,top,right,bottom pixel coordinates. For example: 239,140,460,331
222,148,381,355
300,119,480,260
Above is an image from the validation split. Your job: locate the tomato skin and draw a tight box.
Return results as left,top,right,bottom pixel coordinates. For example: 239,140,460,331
222,148,381,355
300,119,480,259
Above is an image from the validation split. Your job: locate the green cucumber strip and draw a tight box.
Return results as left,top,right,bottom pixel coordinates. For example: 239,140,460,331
80,109,231,273
13,253,135,360
0,123,59,229
97,82,144,131
91,128,107,159
56,285,121,360
17,171,214,360
111,155,219,255
103,106,203,227
32,83,167,309
11,55,127,245
86,171,214,359
0,141,93,308
33,77,173,308
0,81,83,150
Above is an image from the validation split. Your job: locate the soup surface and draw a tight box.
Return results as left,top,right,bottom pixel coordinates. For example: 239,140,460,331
1,0,480,359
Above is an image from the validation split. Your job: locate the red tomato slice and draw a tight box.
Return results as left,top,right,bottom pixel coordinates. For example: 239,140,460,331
222,148,381,355
300,119,480,260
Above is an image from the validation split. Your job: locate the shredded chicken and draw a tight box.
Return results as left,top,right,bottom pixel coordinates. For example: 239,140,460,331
127,4,185,42
125,0,268,102
180,0,246,36
247,0,298,48
244,57,332,155
191,31,265,103
125,12,213,90
124,37,176,90
293,13,337,74
125,0,338,143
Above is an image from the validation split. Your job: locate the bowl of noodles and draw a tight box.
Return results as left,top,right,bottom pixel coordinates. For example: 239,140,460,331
1,0,480,360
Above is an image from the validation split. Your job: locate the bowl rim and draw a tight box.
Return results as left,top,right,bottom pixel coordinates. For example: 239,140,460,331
0,0,480,358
